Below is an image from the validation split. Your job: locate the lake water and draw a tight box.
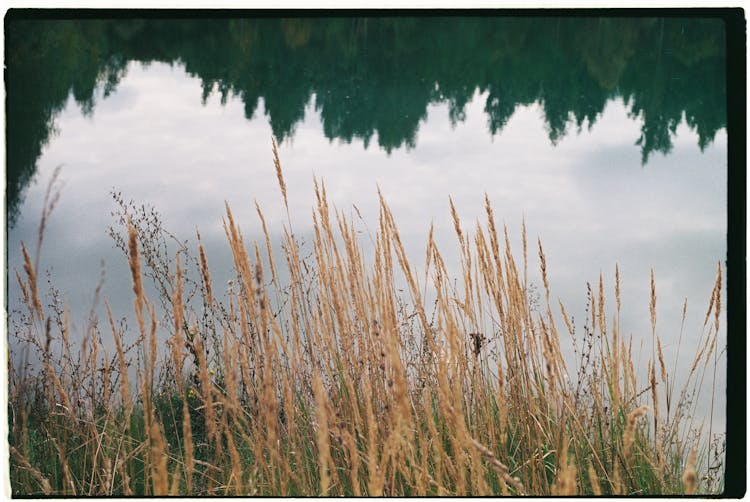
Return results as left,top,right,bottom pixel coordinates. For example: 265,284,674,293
6,17,727,432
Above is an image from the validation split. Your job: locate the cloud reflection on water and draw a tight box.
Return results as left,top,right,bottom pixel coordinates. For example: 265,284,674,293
7,60,727,430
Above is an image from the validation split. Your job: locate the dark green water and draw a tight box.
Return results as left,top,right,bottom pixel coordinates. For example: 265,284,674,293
6,16,726,224
5,15,728,432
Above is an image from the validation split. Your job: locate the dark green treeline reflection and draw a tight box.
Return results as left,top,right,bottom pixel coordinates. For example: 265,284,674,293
6,17,726,224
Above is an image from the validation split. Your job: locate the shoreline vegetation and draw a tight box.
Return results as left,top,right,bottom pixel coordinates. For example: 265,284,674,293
9,144,725,496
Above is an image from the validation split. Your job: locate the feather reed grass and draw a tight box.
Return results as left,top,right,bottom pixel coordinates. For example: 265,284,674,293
8,146,726,496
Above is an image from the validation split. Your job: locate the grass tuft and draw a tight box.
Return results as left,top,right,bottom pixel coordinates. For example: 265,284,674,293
8,144,725,496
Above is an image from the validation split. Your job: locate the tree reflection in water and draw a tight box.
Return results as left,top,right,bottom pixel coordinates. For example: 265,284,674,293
5,16,727,225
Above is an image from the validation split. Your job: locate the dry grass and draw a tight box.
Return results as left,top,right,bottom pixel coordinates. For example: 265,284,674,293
8,144,725,496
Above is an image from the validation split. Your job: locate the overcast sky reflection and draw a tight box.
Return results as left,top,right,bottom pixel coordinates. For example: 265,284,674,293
7,60,727,429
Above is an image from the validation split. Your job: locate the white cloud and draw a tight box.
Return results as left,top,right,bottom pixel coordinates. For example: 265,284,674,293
8,60,727,429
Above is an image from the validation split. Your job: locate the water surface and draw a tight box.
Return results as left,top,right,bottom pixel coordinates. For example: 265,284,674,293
6,16,727,431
